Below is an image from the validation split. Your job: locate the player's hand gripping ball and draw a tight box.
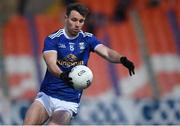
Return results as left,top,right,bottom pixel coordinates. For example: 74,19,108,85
69,65,93,90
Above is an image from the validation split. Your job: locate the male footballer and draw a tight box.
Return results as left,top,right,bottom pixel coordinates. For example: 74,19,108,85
23,3,135,125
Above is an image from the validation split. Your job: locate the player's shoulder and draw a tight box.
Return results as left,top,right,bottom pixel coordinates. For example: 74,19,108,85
80,31,94,38
48,29,64,39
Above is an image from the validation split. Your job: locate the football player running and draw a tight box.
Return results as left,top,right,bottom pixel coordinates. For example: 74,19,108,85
23,3,135,125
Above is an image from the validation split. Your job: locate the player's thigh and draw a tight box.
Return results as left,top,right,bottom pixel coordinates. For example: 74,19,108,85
23,100,49,125
48,110,72,125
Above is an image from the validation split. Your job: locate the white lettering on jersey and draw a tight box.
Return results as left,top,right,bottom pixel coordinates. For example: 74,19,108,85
58,43,66,48
69,43,75,51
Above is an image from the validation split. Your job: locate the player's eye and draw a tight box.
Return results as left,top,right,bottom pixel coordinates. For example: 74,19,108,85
71,18,78,22
79,19,84,23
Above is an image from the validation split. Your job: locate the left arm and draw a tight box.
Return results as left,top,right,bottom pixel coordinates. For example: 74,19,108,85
94,44,135,76
94,44,123,63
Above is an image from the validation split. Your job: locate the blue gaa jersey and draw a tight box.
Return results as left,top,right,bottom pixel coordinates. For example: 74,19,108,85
40,28,101,103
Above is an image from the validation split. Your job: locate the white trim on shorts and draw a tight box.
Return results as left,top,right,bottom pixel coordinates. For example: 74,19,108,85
35,92,80,118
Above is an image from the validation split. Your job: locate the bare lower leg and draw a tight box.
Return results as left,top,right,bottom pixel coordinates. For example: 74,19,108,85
48,110,72,125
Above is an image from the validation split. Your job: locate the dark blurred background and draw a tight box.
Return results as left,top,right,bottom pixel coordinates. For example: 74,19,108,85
0,0,180,125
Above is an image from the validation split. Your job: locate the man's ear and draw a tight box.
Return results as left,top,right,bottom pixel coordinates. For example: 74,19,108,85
65,15,68,19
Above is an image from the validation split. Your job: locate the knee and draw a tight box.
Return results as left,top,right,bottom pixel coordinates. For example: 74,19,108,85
48,110,72,125
23,116,33,125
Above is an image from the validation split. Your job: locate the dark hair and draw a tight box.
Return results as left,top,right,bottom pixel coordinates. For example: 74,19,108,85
66,3,89,17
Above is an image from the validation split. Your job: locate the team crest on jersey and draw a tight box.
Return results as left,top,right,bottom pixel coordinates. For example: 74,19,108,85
69,43,75,51
58,43,66,48
79,42,85,50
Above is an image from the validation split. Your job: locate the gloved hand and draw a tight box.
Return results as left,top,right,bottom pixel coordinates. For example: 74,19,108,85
59,71,73,85
120,57,135,76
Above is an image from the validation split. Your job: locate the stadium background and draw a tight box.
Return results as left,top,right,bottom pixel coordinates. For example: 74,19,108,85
0,0,180,125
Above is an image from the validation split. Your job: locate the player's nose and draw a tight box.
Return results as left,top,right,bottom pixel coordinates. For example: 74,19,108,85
75,21,81,27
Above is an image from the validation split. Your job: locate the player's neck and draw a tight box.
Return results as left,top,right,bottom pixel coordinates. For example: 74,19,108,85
64,28,75,37
64,28,79,39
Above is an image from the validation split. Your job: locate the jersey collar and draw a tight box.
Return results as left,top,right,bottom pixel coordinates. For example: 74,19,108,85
63,28,81,40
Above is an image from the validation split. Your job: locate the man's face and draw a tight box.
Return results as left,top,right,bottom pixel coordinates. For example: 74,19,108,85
65,10,85,36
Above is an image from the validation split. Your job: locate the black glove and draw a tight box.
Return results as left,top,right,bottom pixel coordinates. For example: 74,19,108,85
120,57,135,76
59,71,73,85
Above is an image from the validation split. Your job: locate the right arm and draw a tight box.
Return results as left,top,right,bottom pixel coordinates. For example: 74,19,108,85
43,36,72,82
43,51,63,78
43,51,72,83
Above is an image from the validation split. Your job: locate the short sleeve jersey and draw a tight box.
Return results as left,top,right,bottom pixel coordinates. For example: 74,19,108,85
40,29,101,103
